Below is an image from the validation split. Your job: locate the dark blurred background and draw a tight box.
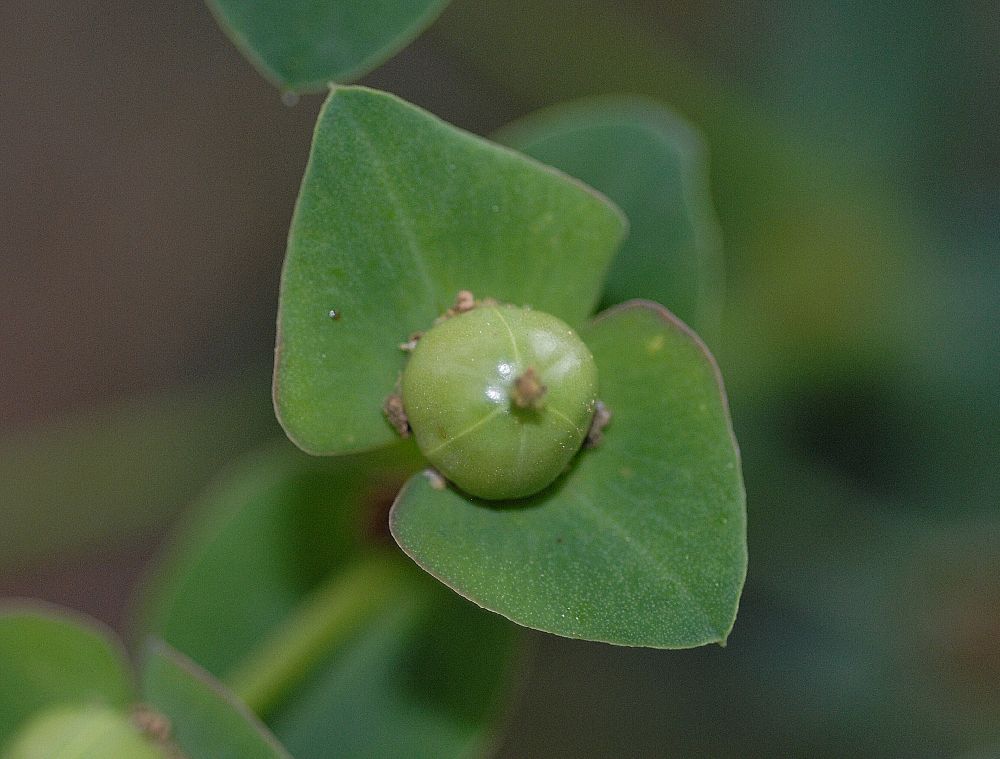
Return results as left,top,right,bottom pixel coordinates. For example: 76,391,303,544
2,0,997,756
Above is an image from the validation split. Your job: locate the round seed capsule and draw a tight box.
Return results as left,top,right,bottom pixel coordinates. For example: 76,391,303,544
401,304,598,500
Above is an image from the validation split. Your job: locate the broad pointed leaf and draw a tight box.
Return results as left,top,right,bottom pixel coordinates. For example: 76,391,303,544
390,300,746,647
0,605,134,745
141,641,291,759
497,97,724,333
274,86,626,455
208,0,452,91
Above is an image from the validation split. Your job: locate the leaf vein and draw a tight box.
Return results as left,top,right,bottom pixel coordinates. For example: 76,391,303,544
573,496,718,635
341,104,438,306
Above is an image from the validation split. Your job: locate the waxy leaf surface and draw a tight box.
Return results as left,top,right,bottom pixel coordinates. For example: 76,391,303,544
274,87,626,455
208,0,451,91
391,301,747,647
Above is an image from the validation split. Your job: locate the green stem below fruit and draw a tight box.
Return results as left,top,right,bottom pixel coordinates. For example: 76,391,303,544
226,552,417,717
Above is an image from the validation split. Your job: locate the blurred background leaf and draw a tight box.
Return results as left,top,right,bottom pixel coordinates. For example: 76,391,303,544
497,97,724,335
137,442,420,671
142,641,292,759
137,443,521,759
264,568,520,759
208,0,452,91
0,605,133,746
3,705,167,759
0,604,296,758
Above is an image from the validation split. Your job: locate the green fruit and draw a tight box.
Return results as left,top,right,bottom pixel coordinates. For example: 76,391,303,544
401,304,598,500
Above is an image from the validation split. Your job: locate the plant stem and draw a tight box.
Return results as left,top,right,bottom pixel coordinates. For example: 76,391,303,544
226,552,414,717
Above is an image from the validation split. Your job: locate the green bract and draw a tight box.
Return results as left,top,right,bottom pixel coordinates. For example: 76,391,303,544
402,304,598,500
392,301,746,647
273,87,625,456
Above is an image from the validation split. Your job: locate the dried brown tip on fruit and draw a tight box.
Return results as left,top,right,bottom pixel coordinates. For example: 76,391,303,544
132,704,172,743
512,367,547,409
585,400,611,448
454,289,475,313
435,290,483,324
383,393,411,437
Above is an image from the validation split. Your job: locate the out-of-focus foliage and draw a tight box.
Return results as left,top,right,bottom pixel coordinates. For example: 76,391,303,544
3,705,167,759
137,444,520,759
208,0,452,90
497,97,724,334
0,606,132,745
0,381,275,570
142,642,292,759
0,606,291,758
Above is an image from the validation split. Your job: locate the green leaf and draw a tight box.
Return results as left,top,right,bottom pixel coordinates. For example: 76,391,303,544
274,86,626,455
137,443,520,758
208,0,452,92
141,641,291,759
391,300,747,647
3,705,166,759
497,97,724,333
0,605,133,744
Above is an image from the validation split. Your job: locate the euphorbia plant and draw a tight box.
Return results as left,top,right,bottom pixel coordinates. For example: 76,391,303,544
2,3,748,757
273,86,746,647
